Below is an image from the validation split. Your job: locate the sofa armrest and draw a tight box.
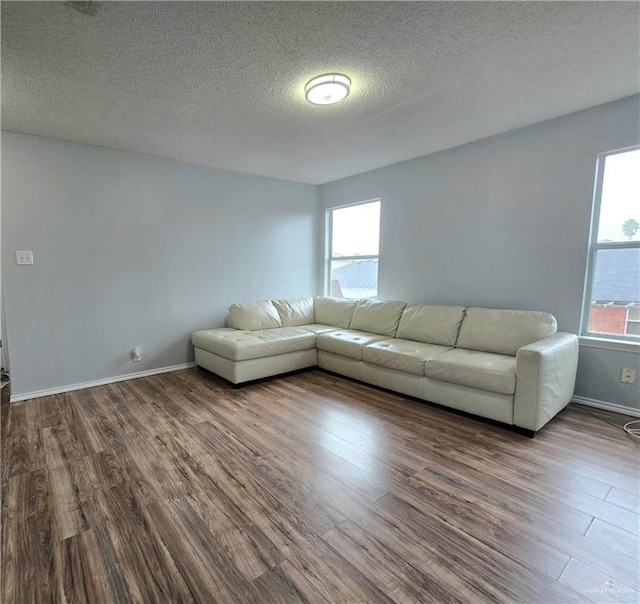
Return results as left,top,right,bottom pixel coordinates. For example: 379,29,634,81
514,332,579,432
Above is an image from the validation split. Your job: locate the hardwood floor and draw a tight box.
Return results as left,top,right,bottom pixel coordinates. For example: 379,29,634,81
2,368,639,603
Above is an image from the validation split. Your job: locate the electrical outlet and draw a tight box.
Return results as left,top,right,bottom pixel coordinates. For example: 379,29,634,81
620,368,636,385
132,347,142,362
16,250,34,265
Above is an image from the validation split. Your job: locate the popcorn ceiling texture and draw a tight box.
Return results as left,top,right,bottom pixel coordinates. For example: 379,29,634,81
1,1,638,184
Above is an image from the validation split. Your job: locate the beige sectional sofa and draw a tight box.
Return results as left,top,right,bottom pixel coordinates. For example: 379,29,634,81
192,297,579,434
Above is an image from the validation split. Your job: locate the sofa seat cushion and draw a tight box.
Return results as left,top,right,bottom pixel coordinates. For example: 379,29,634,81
192,327,316,362
363,339,452,376
316,330,387,361
301,324,340,334
425,349,517,395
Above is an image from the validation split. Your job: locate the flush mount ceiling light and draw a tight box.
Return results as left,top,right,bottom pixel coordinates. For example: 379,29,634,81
305,73,351,105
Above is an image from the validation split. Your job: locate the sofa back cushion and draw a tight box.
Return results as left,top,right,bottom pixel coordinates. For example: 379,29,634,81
396,305,465,347
314,297,358,328
456,307,557,356
273,298,315,327
349,299,407,337
228,300,282,331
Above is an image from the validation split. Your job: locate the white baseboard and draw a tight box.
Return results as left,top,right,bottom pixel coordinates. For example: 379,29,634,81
10,362,197,403
572,395,640,418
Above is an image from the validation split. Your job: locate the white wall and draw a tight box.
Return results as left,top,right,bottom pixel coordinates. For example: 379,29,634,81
319,96,640,413
2,132,318,397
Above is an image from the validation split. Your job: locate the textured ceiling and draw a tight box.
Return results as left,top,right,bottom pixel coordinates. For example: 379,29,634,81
2,1,639,185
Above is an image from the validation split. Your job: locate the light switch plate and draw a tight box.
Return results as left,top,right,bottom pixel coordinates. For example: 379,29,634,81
16,250,34,265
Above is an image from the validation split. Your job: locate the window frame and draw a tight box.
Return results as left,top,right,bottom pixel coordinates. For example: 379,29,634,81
580,145,640,345
324,198,381,298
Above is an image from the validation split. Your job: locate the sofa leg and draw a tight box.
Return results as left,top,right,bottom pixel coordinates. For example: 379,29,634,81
513,426,536,438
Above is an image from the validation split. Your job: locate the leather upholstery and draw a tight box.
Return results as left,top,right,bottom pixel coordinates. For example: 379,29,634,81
299,324,340,334
396,304,465,347
456,307,557,356
313,297,358,328
196,348,317,384
425,349,517,395
363,339,451,376
316,330,387,360
273,297,314,327
422,378,515,425
228,300,282,331
192,327,315,361
349,299,407,336
514,333,579,431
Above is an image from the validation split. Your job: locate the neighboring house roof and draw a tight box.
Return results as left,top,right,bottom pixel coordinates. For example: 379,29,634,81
592,248,640,303
332,251,640,305
332,259,378,289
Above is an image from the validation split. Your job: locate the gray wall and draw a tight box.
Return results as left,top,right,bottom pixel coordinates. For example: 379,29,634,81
319,96,640,412
4,98,639,410
2,132,318,397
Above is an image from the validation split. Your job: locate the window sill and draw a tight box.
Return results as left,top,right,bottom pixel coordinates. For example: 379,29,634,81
579,336,640,354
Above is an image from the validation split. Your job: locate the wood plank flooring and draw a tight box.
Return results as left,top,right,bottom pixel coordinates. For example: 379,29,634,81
2,368,639,603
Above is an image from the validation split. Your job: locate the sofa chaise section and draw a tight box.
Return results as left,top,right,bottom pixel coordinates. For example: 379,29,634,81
192,325,317,384
192,299,321,384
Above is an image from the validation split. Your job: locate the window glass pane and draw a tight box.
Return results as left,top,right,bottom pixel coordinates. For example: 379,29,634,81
331,202,380,257
627,320,640,336
329,259,378,299
597,149,640,243
587,248,640,335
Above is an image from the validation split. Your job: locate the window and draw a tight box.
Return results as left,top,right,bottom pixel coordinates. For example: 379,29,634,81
582,147,640,342
326,200,381,298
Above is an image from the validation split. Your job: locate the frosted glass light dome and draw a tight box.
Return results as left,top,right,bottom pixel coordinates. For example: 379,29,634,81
305,73,351,105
